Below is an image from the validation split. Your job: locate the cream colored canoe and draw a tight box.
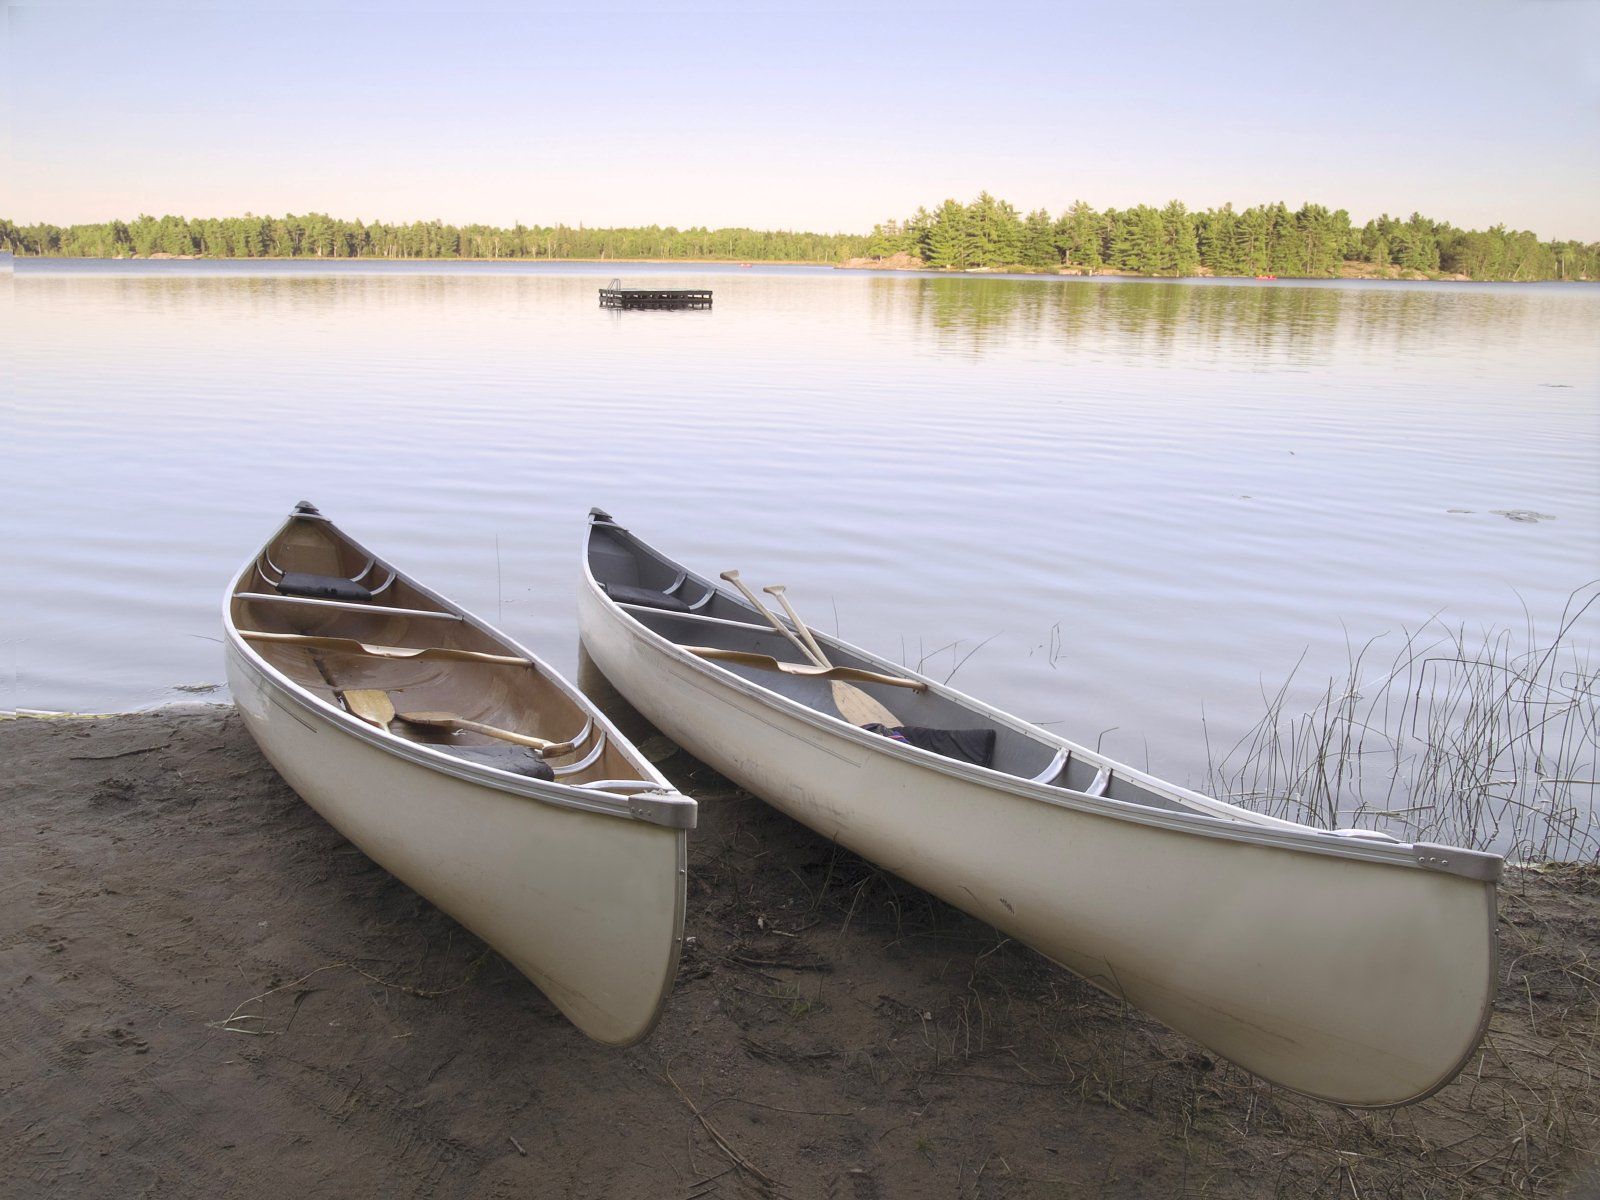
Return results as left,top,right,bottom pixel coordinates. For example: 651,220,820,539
578,509,1501,1106
224,503,694,1045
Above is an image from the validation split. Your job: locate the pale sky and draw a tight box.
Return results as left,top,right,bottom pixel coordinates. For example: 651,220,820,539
6,0,1600,239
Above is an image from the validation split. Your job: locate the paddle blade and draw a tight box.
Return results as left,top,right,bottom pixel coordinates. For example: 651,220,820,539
341,688,396,729
832,681,899,727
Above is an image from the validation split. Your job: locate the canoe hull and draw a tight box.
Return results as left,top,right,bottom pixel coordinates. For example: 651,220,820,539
578,576,1496,1106
227,640,686,1046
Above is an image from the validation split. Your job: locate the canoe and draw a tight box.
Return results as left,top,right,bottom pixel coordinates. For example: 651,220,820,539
225,503,695,1045
578,509,1502,1106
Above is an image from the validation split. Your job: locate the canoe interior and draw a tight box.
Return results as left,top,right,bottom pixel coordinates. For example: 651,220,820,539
589,522,1207,816
234,515,643,785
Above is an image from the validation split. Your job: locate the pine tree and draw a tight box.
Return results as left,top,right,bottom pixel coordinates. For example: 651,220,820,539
1199,203,1241,275
1058,201,1102,271
1160,200,1199,275
1020,208,1058,268
924,199,971,269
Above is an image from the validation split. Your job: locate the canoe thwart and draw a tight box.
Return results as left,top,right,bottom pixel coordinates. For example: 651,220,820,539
683,645,926,691
241,630,531,666
236,592,462,621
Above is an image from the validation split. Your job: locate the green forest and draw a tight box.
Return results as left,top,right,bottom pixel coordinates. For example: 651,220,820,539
865,195,1599,281
4,197,1596,281
0,214,864,265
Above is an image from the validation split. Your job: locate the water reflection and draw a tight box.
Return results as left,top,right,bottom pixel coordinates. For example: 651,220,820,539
11,262,1598,851
867,274,1579,368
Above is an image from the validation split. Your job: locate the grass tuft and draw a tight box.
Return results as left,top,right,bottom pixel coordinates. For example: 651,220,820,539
1206,584,1600,862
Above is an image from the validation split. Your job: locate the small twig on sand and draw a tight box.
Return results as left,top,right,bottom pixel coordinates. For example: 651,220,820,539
69,740,172,761
685,1165,734,1199
508,1135,527,1156
210,957,483,1035
662,1069,779,1193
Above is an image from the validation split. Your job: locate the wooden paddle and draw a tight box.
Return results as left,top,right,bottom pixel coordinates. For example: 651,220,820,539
719,571,820,665
342,688,577,755
394,711,578,756
683,646,924,689
761,585,828,664
341,688,397,731
761,584,903,727
718,570,903,728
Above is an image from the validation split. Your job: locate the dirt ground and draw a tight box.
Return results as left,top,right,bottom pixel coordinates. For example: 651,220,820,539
5,700,1600,1200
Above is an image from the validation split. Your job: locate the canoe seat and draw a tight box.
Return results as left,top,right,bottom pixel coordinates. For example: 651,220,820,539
602,582,692,613
277,572,376,602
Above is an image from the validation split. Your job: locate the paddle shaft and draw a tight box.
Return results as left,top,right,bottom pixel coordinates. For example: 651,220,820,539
397,711,578,756
684,645,925,690
758,585,904,725
720,571,904,725
719,571,826,667
762,585,830,666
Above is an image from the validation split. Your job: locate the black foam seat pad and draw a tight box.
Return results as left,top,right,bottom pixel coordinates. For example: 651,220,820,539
863,724,997,768
277,572,375,602
442,743,556,781
602,582,692,612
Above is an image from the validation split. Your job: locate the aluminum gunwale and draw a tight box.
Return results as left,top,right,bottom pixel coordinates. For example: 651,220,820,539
583,516,1499,881
225,515,695,831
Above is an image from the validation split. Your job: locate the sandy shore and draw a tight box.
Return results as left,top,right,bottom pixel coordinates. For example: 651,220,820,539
6,705,1599,1199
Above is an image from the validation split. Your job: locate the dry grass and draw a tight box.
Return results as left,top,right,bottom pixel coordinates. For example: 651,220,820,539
1205,584,1600,863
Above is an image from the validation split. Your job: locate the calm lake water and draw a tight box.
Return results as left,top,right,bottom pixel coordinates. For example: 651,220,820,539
8,259,1598,844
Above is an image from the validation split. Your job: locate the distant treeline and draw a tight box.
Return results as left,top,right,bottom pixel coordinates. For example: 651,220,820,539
3,200,1596,281
867,195,1598,281
0,214,867,264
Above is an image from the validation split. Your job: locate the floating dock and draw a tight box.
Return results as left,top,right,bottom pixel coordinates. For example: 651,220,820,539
598,279,712,310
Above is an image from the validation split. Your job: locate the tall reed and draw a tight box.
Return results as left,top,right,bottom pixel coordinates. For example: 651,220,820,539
1206,584,1600,862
